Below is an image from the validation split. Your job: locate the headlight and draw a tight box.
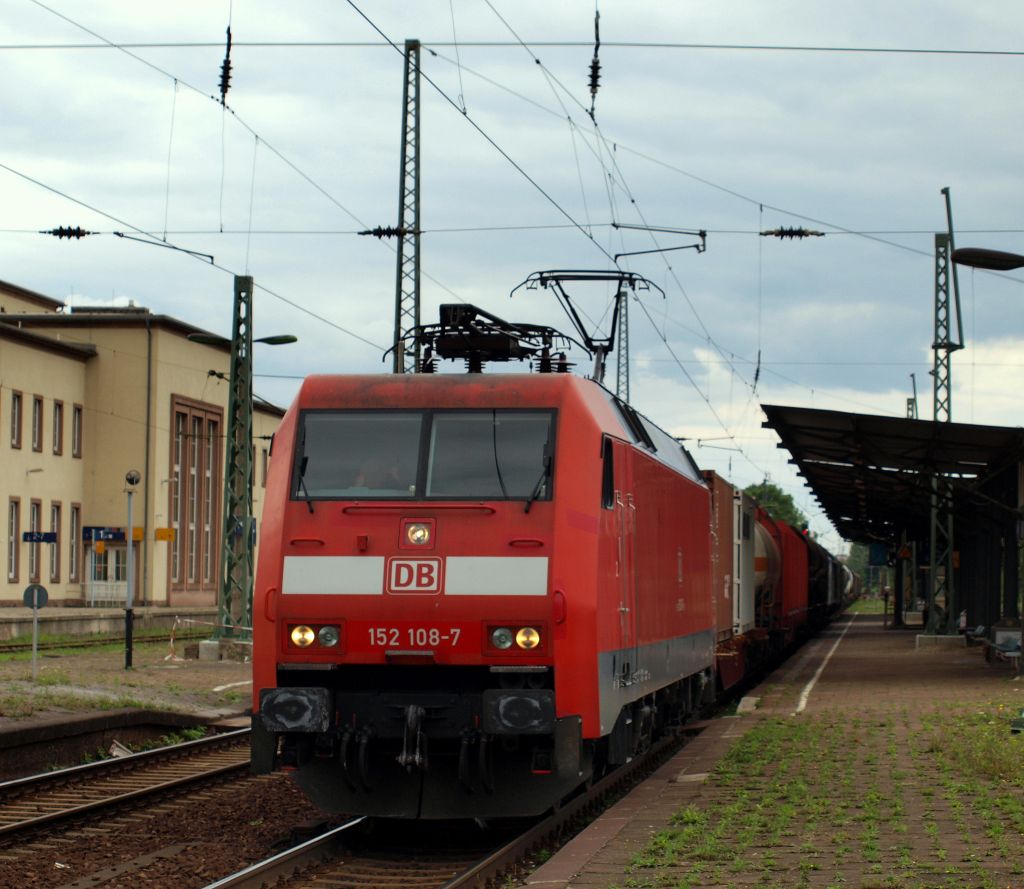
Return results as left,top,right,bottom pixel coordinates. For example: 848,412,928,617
318,625,340,647
515,627,540,649
490,627,514,650
406,522,431,546
290,625,315,647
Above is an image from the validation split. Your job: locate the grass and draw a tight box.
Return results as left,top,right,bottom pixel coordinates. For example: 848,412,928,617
627,700,1024,888
0,688,150,718
79,725,209,764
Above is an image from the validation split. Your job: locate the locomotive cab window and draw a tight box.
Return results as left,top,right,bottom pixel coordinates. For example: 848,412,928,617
294,409,554,502
426,411,552,499
295,412,422,498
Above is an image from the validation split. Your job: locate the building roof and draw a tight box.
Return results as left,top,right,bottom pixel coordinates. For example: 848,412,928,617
0,320,97,360
0,279,65,312
761,403,1024,543
2,309,213,340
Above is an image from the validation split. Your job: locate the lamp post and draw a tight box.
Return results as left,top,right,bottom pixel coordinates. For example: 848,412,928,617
124,470,141,669
188,275,296,639
952,246,1024,672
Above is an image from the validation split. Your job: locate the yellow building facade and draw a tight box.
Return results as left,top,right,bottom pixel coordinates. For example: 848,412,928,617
1,280,284,614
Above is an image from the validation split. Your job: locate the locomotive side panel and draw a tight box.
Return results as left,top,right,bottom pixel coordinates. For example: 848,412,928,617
592,441,714,735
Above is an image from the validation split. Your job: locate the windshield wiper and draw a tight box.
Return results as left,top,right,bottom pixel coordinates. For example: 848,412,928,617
298,456,315,514
523,451,552,514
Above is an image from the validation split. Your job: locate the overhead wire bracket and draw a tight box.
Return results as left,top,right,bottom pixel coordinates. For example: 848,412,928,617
610,223,707,262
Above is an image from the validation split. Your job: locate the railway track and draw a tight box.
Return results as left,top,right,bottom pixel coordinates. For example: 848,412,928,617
0,726,251,842
0,630,208,654
203,818,488,889
201,724,700,889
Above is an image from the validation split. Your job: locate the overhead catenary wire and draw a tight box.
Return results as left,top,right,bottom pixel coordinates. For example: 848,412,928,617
8,7,1015,511
16,0,496,328
632,296,769,478
470,3,764,436
0,158,385,352
418,8,923,493
447,0,467,113
4,39,1023,57
345,0,616,265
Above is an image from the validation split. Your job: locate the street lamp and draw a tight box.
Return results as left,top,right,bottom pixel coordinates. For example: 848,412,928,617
951,247,1024,271
187,275,296,640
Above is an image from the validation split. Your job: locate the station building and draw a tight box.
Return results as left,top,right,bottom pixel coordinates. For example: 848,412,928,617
0,279,284,610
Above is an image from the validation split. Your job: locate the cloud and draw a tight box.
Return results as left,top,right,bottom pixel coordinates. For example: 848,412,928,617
2,0,1023,547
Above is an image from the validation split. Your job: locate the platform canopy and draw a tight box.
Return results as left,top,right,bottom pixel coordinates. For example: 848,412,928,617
761,404,1024,543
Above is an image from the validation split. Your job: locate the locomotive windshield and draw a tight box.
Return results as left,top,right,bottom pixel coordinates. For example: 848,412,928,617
294,409,554,501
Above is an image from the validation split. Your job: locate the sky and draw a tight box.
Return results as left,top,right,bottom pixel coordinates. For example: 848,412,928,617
2,0,1023,552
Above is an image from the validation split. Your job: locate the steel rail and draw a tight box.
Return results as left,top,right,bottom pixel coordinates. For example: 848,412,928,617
0,728,252,839
441,728,694,889
199,725,699,889
0,727,250,796
0,760,248,838
201,817,366,888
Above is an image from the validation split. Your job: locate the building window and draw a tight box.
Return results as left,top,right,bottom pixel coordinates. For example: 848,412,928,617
6,499,19,582
169,398,222,592
28,500,41,582
188,415,200,582
203,418,216,583
72,404,83,458
31,396,43,453
10,391,22,449
52,401,64,455
49,502,61,583
171,411,184,583
69,504,81,583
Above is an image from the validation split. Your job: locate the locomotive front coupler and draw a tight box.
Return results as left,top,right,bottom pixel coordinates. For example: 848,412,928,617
397,703,428,771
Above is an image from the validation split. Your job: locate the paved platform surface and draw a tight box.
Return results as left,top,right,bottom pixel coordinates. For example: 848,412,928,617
525,612,1023,888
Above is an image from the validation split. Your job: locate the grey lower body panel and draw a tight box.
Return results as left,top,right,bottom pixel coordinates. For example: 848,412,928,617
597,629,715,734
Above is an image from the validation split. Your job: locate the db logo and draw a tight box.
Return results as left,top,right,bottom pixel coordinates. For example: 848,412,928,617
387,558,442,594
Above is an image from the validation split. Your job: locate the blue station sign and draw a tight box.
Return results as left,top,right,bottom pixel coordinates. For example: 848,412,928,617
22,531,57,544
83,526,126,543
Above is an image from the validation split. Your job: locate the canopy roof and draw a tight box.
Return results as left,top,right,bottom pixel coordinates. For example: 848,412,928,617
761,404,1024,542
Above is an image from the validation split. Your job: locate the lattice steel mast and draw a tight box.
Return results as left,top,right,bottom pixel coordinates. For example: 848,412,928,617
392,39,422,374
927,187,964,634
219,275,255,636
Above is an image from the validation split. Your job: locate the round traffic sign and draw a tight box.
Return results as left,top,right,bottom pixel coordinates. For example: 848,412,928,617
23,584,48,609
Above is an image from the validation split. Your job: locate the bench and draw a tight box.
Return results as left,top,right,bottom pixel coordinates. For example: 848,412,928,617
981,629,1021,666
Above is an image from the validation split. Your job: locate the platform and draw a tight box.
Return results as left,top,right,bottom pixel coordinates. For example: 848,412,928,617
526,612,1024,888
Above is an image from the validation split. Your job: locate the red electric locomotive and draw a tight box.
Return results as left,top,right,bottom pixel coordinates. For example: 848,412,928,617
251,369,716,818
